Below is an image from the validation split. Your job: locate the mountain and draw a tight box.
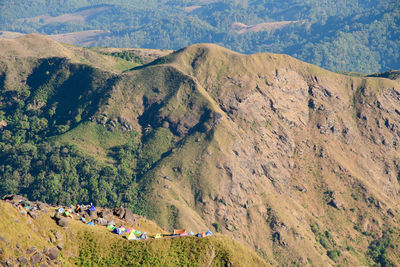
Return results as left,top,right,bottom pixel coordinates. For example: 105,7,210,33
0,196,267,266
1,34,400,265
1,0,400,73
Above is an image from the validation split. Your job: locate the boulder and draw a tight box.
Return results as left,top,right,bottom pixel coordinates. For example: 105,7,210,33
123,208,135,223
46,247,59,260
19,209,27,216
89,210,97,218
31,252,43,265
0,236,8,245
54,231,62,240
56,218,69,227
2,194,27,203
26,246,37,254
98,209,112,218
114,207,125,218
28,211,38,220
94,218,108,226
17,256,29,266
4,259,14,267
36,202,47,211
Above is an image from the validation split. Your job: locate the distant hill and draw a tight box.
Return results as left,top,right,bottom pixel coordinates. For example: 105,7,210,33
0,0,399,73
1,34,400,265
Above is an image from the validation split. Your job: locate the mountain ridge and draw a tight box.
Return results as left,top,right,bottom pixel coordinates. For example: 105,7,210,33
1,34,400,265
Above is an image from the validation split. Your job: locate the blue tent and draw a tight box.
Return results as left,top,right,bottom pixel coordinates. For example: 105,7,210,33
205,231,213,236
140,233,148,240
113,227,123,235
87,221,95,226
89,205,96,211
196,233,202,237
189,231,194,236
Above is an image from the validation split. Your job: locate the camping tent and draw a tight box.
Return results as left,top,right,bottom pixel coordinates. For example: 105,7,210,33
154,234,162,239
205,231,213,236
140,233,148,240
113,227,123,235
127,232,137,241
173,229,187,235
87,221,95,226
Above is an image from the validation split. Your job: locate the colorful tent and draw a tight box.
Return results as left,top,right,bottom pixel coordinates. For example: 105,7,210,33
133,230,142,235
189,231,194,236
87,221,95,226
127,232,137,241
113,227,124,235
139,233,148,240
106,224,115,230
205,230,213,236
89,205,96,211
173,229,186,235
154,234,162,239
196,233,202,238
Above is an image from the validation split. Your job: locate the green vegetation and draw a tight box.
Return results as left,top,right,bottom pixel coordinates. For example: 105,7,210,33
310,223,341,261
367,230,395,266
1,0,399,72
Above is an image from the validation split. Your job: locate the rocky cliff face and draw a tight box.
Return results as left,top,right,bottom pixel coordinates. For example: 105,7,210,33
118,44,400,265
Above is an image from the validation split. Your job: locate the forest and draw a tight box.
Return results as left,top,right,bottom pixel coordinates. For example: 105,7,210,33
1,0,399,73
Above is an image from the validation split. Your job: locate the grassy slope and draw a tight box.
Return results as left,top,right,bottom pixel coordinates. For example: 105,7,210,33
0,201,268,266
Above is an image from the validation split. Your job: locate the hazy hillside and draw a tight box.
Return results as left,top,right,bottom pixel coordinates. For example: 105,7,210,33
1,34,400,265
1,0,400,72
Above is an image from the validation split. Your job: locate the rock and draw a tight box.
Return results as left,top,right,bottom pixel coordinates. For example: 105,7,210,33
113,207,125,218
0,236,8,245
36,202,47,211
163,176,173,181
89,210,97,218
56,218,69,227
28,211,38,220
46,247,59,260
26,246,37,254
2,194,27,203
4,259,14,267
31,252,43,265
94,218,108,226
123,208,135,223
54,231,62,240
17,256,29,265
19,209,27,216
98,209,112,218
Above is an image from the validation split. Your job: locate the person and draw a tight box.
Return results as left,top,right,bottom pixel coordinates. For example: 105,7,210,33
75,204,81,213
